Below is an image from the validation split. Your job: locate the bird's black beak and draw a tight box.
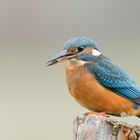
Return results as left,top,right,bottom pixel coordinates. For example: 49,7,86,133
47,49,76,66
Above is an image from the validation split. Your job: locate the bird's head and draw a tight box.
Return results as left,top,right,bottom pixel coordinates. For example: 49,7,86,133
47,37,101,66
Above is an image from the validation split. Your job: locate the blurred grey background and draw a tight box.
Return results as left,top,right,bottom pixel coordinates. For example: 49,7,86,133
0,0,140,140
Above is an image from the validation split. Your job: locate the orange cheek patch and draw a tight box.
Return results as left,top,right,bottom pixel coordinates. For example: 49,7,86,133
85,48,94,54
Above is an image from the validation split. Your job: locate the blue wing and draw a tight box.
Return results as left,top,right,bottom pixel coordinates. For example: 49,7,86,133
85,55,140,104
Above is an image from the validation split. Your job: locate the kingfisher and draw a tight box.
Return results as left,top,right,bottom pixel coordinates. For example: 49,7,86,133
47,37,140,117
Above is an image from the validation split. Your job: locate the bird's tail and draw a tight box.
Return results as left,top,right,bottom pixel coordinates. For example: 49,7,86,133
131,97,140,117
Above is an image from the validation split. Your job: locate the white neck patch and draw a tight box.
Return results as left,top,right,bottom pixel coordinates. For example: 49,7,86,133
92,49,101,56
68,59,88,66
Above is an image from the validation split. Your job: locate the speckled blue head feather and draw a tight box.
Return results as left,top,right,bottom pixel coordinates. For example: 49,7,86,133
64,37,97,49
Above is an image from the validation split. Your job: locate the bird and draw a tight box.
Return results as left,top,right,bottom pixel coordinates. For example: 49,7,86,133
47,37,140,117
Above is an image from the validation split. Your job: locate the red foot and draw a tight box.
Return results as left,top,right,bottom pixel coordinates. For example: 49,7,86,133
84,111,108,116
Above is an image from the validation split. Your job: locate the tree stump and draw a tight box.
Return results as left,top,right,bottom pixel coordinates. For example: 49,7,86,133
73,114,140,140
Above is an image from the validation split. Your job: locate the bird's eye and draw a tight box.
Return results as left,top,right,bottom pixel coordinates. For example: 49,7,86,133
78,46,85,52
68,46,85,53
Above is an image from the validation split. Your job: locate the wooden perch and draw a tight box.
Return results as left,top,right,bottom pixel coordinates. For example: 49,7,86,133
73,114,140,140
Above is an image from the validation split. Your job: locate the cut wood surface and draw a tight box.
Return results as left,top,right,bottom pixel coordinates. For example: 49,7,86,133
73,114,140,140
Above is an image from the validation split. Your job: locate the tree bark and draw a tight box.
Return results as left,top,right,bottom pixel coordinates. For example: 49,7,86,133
73,114,140,140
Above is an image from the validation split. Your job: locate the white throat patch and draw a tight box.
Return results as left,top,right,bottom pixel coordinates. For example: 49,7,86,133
68,59,88,66
92,49,101,56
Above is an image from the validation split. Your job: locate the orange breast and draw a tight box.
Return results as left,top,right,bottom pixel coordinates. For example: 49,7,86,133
66,61,140,116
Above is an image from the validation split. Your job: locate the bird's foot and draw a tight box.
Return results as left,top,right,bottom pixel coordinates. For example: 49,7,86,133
84,111,109,117
123,127,138,140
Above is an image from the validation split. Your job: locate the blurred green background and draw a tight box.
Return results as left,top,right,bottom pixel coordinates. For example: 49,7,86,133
0,0,140,140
